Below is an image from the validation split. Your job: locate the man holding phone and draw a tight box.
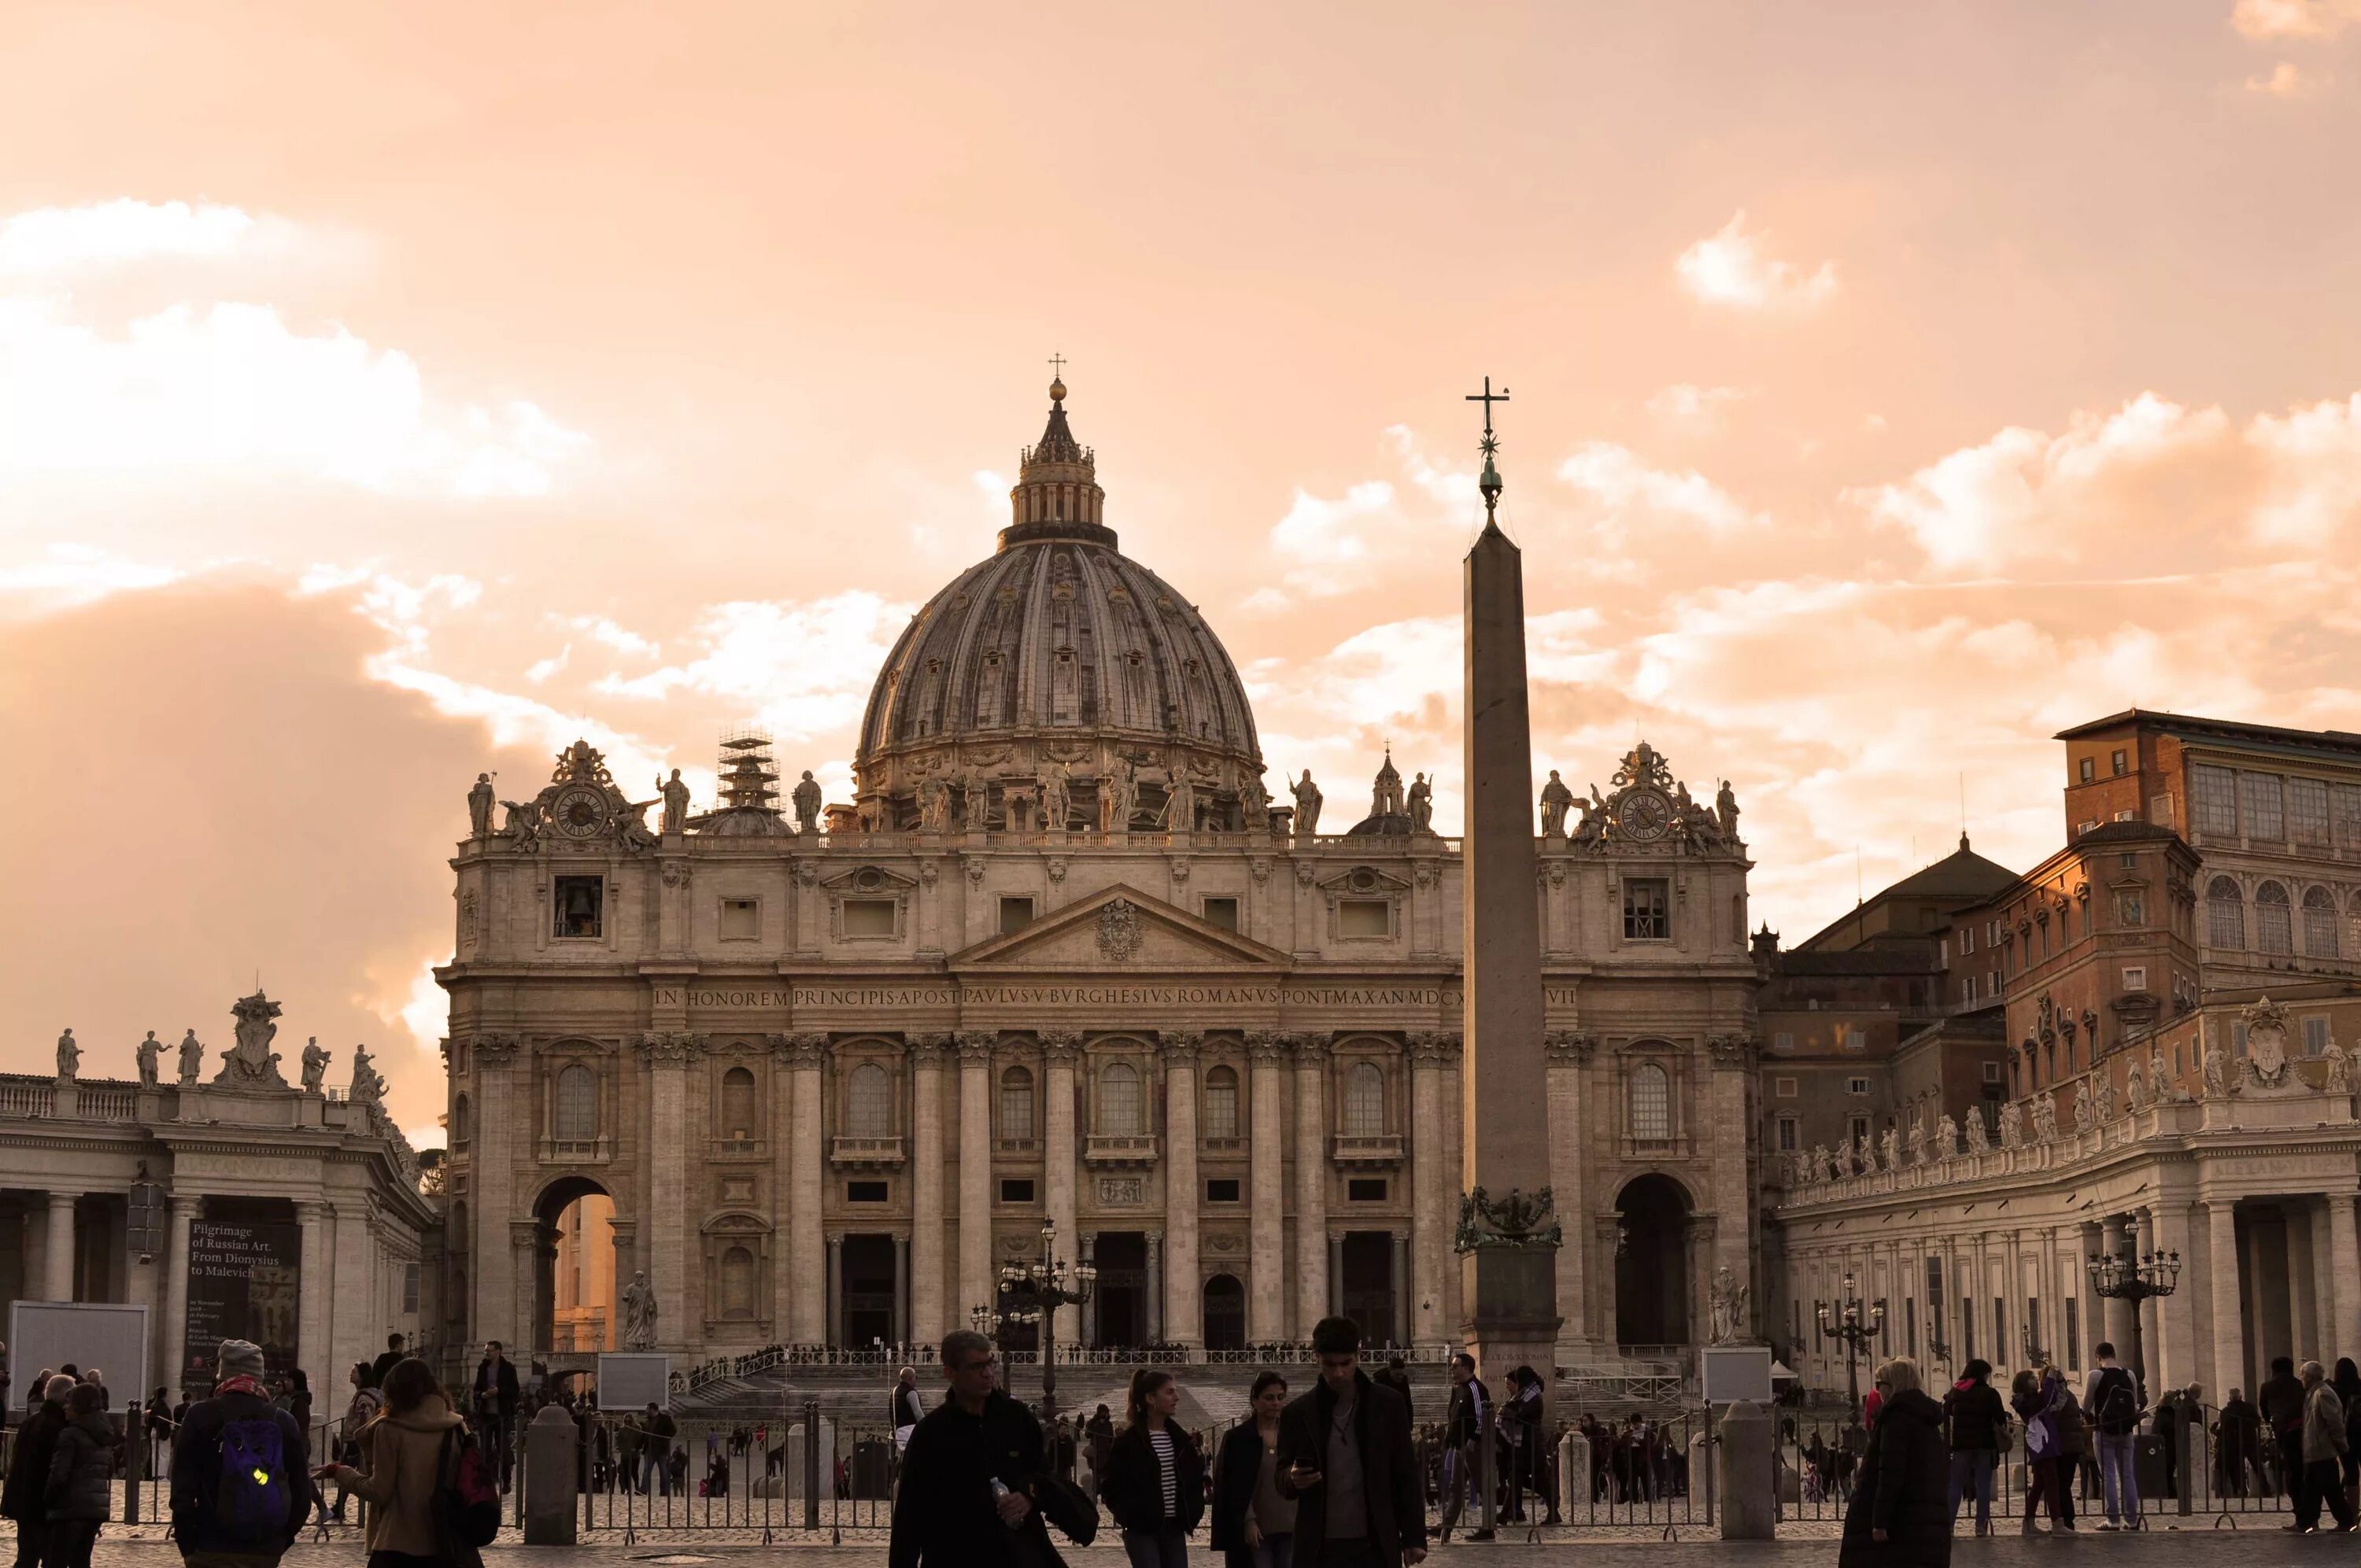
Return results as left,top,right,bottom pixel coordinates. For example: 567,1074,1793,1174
1276,1316,1427,1567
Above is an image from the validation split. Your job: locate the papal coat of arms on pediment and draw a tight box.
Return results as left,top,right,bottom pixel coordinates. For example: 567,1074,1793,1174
1096,898,1143,961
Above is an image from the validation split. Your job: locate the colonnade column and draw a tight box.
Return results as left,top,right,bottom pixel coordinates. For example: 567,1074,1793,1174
893,1233,911,1347
1407,1033,1447,1345
296,1201,327,1382
1042,1032,1081,1349
1544,1035,1589,1351
1293,1034,1331,1337
1246,1032,1287,1341
955,1033,996,1330
641,1032,704,1348
1328,1234,1344,1320
2152,1202,2197,1392
2311,1203,2339,1367
1146,1231,1165,1342
2099,1216,2135,1361
826,1234,844,1345
1391,1231,1410,1346
786,1033,827,1343
164,1196,200,1389
2332,1194,2361,1366
1161,1032,1202,1349
44,1192,77,1301
907,1035,948,1346
2133,1212,2162,1395
468,1035,521,1347
2208,1201,2245,1400
510,1220,540,1355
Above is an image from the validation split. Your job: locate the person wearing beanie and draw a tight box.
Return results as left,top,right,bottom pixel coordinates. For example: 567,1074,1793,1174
3,1376,73,1568
168,1340,313,1567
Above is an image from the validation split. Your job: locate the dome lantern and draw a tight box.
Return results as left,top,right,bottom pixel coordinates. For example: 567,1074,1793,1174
1003,372,1114,550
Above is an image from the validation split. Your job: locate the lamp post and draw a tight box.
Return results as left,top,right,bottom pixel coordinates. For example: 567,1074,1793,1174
2084,1244,2180,1307
2022,1323,2049,1367
996,1217,1096,1422
1816,1271,1886,1425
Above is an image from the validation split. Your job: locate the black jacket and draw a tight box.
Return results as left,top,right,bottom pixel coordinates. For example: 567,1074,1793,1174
1840,1386,1952,1568
2,1403,67,1522
2259,1372,2306,1437
474,1357,521,1420
46,1413,116,1522
1443,1377,1491,1447
1210,1420,1277,1553
368,1350,406,1389
1102,1419,1206,1535
1275,1370,1425,1568
168,1389,315,1555
1941,1381,2006,1452
888,1389,1064,1568
892,1385,926,1428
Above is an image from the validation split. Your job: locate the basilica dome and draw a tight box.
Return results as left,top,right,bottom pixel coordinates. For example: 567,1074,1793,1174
852,380,1265,832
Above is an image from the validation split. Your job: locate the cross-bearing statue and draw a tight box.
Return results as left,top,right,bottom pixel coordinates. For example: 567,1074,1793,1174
657,769,692,834
1538,770,1575,837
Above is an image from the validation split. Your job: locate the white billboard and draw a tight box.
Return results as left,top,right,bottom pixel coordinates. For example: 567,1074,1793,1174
10,1302,150,1409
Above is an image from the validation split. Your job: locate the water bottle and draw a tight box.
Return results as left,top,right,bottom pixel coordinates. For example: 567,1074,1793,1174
990,1477,1018,1527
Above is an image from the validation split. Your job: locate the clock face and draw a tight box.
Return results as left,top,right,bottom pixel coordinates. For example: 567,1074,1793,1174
1617,788,1672,841
552,784,610,839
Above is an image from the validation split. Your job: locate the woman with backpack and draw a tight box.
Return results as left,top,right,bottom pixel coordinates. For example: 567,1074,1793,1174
2012,1366,2070,1533
43,1382,116,1568
312,1357,471,1567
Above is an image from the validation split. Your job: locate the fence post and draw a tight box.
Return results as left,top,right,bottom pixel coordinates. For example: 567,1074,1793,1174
803,1398,822,1532
2176,1400,2193,1518
121,1415,142,1524
1476,1400,1498,1538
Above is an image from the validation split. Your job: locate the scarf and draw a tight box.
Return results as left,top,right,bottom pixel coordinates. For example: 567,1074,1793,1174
215,1374,268,1400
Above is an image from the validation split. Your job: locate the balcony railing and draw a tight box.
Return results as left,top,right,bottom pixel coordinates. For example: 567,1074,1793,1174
829,1135,906,1169
1084,1134,1159,1168
1330,1133,1406,1167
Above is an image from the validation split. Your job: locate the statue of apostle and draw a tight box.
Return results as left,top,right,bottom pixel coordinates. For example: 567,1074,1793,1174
1407,773,1433,832
467,773,496,837
177,1028,204,1086
1290,770,1323,838
135,1030,161,1089
657,769,692,834
1538,771,1575,837
793,769,823,833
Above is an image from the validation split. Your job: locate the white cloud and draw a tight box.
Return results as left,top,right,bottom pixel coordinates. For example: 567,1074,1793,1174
0,542,183,615
1645,383,1747,428
1674,211,1838,312
1557,442,1761,534
525,645,571,684
595,592,911,743
571,614,660,659
0,199,301,275
2232,0,2360,39
2245,60,2326,94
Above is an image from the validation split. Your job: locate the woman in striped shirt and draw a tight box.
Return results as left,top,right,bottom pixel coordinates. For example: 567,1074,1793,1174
1103,1368,1205,1568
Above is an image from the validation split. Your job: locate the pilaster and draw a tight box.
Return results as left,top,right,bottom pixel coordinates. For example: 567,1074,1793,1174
1245,1031,1288,1341
1040,1030,1082,1346
908,1034,950,1345
956,1031,996,1330
782,1031,827,1341
1162,1031,1202,1348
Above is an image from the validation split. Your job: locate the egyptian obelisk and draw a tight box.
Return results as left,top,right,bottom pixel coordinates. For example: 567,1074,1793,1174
1458,378,1561,1378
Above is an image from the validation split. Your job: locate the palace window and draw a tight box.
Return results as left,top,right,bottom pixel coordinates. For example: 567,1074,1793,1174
1206,1178,1241,1203
1347,1178,1387,1201
719,898,760,940
2292,777,2333,850
2112,749,2129,776
2304,887,2340,958
847,1179,888,1202
2305,1016,2331,1057
553,876,602,939
718,1066,756,1141
1848,1076,1871,1096
1776,1115,1798,1152
1773,1076,1798,1098
2207,878,2245,949
842,898,896,937
846,1062,891,1138
2256,881,2293,955
719,1245,756,1319
1202,1064,1240,1141
2242,773,2286,841
1623,878,1671,941
1628,1063,1672,1142
2078,758,2095,784
1338,899,1391,939
554,1065,597,1140
998,896,1035,935
2336,784,2361,849
1343,1062,1385,1136
450,1092,471,1149
2123,966,2147,992
1201,896,1239,932
999,1065,1036,1142
1000,1178,1035,1203
1099,1061,1144,1135
2191,765,2239,837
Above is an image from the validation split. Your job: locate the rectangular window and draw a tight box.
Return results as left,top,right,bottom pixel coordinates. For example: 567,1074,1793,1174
403,1261,421,1314
2112,748,2128,776
2066,1297,2081,1369
1206,1178,1241,1203
2234,1021,2250,1057
1774,1076,1798,1098
999,1178,1036,1204
2191,764,2239,837
998,895,1036,935
1776,1115,1799,1151
2123,966,2147,991
2305,1016,2330,1057
1842,1028,1867,1052
846,1180,889,1203
1347,1178,1387,1202
1848,1076,1871,1096
1994,1297,2006,1356
1622,878,1671,940
2027,1296,2041,1357
1964,975,1979,1003
1962,1298,1975,1360
1906,1297,1918,1356
2334,783,2361,849
2292,777,2333,850
1984,1061,2002,1083
1773,1031,1795,1053
1338,899,1391,938
2241,772,2285,840
1848,1114,1871,1145
719,898,760,939
2078,757,2095,783
552,876,603,939
842,898,896,936
1200,896,1240,932
1961,926,1975,955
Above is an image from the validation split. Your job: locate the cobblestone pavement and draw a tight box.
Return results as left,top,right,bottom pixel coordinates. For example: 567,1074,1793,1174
61,1523,2355,1566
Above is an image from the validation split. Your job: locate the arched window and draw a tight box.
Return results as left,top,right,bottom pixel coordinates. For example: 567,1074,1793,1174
720,1245,755,1319
1343,1062,1385,1136
2256,881,2293,955
555,1065,597,1140
999,1066,1036,1142
847,1062,891,1138
2207,878,2245,950
451,1092,471,1146
1629,1063,1672,1142
2304,887,2339,958
719,1066,756,1140
1099,1061,1143,1135
1203,1065,1240,1140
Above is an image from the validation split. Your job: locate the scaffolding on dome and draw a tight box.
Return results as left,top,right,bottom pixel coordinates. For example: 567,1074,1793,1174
715,730,781,814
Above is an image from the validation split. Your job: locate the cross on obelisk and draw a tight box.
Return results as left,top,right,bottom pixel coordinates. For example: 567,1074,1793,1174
1458,372,1561,1389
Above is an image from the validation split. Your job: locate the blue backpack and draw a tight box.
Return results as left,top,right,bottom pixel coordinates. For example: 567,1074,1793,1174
213,1416,290,1546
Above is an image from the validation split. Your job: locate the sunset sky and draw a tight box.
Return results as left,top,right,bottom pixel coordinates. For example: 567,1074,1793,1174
6,2,2361,1142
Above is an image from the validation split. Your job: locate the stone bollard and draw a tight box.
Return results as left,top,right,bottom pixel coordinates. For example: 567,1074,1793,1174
1559,1429,1591,1520
523,1402,579,1545
1718,1400,1776,1541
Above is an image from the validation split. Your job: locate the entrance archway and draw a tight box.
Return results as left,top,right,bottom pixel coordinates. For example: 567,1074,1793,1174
1093,1233,1147,1347
534,1176,617,1356
1614,1174,1692,1348
1203,1274,1246,1351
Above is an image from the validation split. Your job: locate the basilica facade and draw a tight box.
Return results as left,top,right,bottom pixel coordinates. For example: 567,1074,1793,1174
436,381,1761,1374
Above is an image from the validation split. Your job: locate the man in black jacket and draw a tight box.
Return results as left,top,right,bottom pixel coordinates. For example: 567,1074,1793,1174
168,1339,314,1566
3,1374,70,1568
475,1340,522,1490
1437,1352,1491,1543
1277,1316,1427,1568
366,1334,405,1389
2257,1356,2307,1513
889,1330,1062,1568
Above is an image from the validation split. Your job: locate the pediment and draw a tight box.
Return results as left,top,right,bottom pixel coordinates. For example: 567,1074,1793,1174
951,884,1288,971
1316,864,1412,896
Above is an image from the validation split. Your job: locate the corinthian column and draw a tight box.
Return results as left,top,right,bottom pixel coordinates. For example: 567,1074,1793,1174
1545,1032,1591,1349
640,1031,705,1346
907,1035,949,1345
1162,1031,1203,1348
2333,1193,2361,1364
785,1032,828,1341
1041,1031,1082,1347
2208,1201,2244,1397
1247,1031,1288,1341
469,1034,521,1346
1294,1033,1330,1337
1409,1032,1450,1343
956,1033,996,1327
